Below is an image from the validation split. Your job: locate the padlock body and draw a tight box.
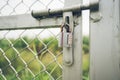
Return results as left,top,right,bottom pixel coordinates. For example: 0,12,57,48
63,32,72,47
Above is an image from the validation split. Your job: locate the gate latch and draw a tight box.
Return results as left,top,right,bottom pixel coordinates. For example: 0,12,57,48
58,12,74,66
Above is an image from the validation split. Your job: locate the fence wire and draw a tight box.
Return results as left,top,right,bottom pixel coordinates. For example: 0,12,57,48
0,0,64,16
0,0,64,80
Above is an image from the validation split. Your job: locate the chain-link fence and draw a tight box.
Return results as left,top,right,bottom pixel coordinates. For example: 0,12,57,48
0,0,64,80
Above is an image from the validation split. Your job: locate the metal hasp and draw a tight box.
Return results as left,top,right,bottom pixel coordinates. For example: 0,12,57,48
31,0,99,18
63,12,74,66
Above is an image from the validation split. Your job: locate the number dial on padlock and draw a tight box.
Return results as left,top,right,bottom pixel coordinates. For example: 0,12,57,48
63,32,72,47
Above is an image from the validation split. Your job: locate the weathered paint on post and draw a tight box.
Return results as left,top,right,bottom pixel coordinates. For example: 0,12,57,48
90,0,120,80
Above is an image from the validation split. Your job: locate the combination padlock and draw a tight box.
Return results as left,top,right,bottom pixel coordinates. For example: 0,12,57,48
58,23,72,48
63,32,72,47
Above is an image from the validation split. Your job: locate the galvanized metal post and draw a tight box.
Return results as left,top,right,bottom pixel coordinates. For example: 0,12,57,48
62,0,82,80
90,0,120,80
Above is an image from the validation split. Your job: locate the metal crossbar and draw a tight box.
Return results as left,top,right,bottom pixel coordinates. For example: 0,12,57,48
32,1,99,18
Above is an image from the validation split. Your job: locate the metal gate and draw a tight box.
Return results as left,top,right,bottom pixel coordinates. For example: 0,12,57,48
0,0,64,80
0,0,120,80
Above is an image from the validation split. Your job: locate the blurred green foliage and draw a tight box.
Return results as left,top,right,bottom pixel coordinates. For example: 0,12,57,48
83,36,89,54
83,36,89,80
0,36,89,80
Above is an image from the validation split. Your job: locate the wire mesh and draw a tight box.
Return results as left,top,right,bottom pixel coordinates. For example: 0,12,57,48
0,0,64,16
0,0,64,80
